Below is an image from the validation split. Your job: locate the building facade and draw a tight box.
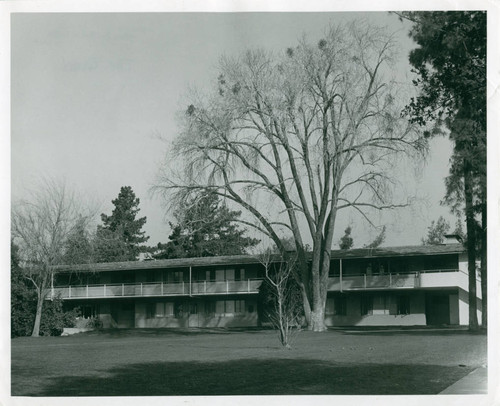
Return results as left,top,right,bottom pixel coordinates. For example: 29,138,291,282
51,241,482,329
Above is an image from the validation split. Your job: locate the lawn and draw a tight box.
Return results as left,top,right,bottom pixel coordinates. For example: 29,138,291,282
11,327,487,396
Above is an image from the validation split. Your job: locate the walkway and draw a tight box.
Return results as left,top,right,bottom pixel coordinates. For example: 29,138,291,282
440,366,488,394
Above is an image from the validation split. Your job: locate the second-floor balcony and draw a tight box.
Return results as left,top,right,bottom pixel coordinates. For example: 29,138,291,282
51,269,467,300
327,269,464,291
51,279,264,300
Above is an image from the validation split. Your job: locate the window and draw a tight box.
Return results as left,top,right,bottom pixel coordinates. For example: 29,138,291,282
205,270,215,282
225,300,235,313
225,269,235,281
173,271,183,283
155,302,165,317
213,300,245,315
360,295,373,316
165,302,174,316
234,300,245,314
397,295,411,315
235,268,246,281
334,296,347,316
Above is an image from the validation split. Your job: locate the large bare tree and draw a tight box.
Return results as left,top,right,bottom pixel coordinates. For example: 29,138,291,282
11,179,95,336
155,22,426,331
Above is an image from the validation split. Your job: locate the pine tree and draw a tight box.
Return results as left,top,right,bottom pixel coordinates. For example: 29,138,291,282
421,216,451,245
96,186,149,262
155,191,259,259
339,226,354,250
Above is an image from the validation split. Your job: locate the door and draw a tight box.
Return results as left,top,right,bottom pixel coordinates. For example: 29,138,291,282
425,293,450,325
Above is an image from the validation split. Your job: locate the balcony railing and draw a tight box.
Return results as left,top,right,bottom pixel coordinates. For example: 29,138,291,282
51,279,264,300
327,269,461,291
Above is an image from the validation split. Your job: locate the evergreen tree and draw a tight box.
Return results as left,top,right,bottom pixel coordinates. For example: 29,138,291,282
339,226,354,250
96,186,149,262
398,11,486,329
155,191,259,259
365,226,386,249
11,241,36,337
421,216,451,245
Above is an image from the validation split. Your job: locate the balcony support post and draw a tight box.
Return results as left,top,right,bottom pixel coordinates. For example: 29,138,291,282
339,259,343,293
51,273,54,300
189,266,192,297
364,274,367,289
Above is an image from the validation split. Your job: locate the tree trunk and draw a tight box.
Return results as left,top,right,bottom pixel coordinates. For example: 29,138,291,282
481,197,487,328
31,292,44,337
464,161,479,330
309,304,327,332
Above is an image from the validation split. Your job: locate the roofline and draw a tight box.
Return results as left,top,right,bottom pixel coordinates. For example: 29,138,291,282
54,243,465,274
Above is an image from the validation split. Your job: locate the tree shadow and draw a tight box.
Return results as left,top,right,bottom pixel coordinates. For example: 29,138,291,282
23,359,476,397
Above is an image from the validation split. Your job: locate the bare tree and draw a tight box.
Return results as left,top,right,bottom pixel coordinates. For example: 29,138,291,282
155,21,426,331
260,251,302,348
11,179,96,336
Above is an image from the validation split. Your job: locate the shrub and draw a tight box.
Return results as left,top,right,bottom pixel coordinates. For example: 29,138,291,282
39,298,79,336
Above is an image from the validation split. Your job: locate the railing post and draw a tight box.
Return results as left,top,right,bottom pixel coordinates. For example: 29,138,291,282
141,283,143,296
364,274,367,289
182,281,184,294
161,282,164,295
86,285,89,298
226,280,229,294
69,285,71,298
103,284,106,297
122,284,124,296
204,280,207,294
389,273,392,287
248,279,250,293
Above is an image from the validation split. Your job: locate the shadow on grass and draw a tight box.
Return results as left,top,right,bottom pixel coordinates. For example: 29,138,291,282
336,328,487,337
23,359,475,397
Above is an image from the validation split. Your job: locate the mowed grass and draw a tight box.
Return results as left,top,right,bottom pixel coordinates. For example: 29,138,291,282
11,327,487,396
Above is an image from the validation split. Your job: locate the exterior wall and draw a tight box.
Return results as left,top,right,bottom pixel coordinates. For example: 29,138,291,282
457,252,483,325
325,292,426,326
135,297,259,329
458,288,482,326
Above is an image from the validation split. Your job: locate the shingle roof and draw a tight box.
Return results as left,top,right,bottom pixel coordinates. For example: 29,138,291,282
54,243,464,274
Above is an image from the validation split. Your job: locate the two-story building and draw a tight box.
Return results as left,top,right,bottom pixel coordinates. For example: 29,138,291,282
51,239,482,328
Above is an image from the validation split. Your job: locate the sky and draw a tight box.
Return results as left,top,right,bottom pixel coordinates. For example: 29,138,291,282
10,11,457,248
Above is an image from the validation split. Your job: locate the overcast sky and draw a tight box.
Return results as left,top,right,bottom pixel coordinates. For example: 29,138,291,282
11,12,456,248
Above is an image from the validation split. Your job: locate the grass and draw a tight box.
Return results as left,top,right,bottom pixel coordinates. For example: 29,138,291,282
11,327,487,396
